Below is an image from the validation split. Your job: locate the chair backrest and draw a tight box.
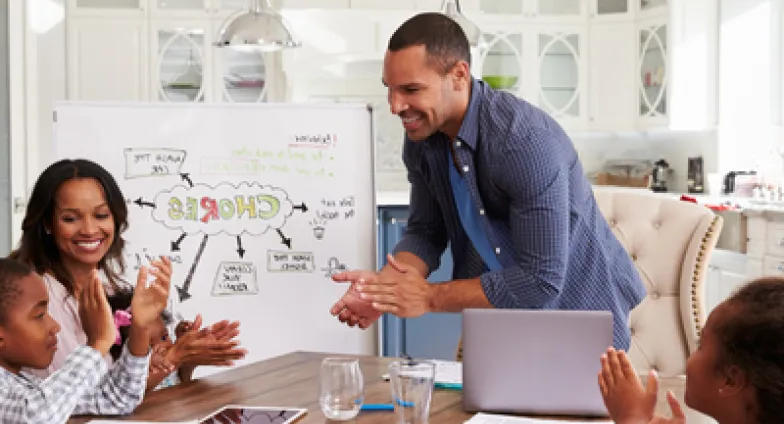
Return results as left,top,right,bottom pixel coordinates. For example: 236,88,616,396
593,188,722,377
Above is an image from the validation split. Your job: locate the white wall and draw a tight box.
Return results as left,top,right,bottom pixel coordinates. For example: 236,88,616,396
0,0,9,254
717,0,783,178
27,0,67,184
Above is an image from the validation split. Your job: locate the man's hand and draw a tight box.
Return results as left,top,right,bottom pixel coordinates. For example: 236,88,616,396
598,347,659,424
78,270,116,356
330,270,383,328
355,254,433,318
130,257,172,330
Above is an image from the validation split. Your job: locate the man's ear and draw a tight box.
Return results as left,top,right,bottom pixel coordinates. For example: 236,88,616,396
719,364,747,397
0,326,6,350
450,60,472,90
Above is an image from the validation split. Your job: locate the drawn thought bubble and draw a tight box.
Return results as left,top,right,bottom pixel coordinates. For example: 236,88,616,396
151,182,294,236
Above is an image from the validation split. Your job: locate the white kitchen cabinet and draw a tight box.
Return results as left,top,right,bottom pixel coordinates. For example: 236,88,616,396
150,18,274,103
281,0,351,9
705,248,749,314
350,0,418,9
280,10,386,80
588,21,635,131
67,2,282,104
473,22,587,130
478,0,584,20
67,18,149,101
668,0,718,130
68,0,146,18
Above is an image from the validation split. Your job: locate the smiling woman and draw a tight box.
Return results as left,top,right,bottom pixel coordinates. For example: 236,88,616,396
7,158,246,387
11,159,128,296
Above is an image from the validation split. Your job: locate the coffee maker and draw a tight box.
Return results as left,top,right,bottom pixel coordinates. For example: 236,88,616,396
650,159,669,192
687,156,704,194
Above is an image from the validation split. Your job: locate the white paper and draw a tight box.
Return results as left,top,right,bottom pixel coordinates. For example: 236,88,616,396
431,359,462,384
464,412,614,424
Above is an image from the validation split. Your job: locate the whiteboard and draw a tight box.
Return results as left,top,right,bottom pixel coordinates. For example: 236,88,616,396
52,101,378,372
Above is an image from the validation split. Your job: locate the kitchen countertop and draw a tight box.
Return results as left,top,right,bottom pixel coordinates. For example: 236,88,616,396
376,190,410,206
376,186,784,216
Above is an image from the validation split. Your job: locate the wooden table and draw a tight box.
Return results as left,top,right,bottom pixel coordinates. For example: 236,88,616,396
69,351,606,423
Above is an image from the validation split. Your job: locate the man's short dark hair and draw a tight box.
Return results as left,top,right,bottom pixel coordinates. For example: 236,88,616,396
0,258,33,323
387,12,471,75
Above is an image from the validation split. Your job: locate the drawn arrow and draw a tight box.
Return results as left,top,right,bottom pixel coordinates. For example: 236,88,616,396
180,173,193,188
293,202,308,213
170,233,186,252
275,229,292,249
236,236,245,258
133,197,155,209
176,234,208,302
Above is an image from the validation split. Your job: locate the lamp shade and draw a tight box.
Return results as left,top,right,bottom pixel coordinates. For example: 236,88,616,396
214,8,301,51
442,0,482,47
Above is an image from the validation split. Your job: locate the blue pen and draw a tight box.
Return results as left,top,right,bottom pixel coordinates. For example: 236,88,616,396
359,403,395,411
360,403,394,411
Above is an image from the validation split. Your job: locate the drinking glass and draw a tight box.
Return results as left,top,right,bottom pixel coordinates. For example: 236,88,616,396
319,357,364,420
388,359,436,424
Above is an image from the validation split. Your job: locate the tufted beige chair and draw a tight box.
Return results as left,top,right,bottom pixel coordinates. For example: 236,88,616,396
592,187,722,423
455,187,723,423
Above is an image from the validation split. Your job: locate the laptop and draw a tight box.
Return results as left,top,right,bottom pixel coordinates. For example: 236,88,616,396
462,308,613,417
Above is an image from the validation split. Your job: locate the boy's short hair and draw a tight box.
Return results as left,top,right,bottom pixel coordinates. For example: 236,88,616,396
0,258,34,323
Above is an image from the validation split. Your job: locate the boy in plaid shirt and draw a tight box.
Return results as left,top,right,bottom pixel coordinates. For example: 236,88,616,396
0,257,172,423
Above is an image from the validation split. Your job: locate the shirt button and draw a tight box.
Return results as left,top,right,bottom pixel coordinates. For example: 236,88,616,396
495,247,501,254
479,209,485,215
462,165,469,173
455,141,462,147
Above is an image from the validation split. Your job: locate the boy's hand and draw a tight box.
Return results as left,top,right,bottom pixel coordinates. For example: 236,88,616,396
130,257,172,330
78,270,115,356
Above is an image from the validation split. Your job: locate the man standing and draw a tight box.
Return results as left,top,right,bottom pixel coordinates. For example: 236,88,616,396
330,12,645,349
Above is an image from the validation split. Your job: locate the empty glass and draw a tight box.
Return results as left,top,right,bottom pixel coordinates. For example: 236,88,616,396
319,357,364,420
388,359,436,424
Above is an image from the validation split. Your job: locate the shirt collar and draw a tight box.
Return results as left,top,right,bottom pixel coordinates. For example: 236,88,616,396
455,77,482,150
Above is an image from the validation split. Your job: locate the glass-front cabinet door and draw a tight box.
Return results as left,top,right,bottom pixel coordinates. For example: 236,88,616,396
640,0,667,14
537,31,583,121
215,49,270,103
638,19,667,122
530,0,583,18
214,0,252,12
479,0,524,15
593,0,629,18
152,23,211,102
476,31,525,98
